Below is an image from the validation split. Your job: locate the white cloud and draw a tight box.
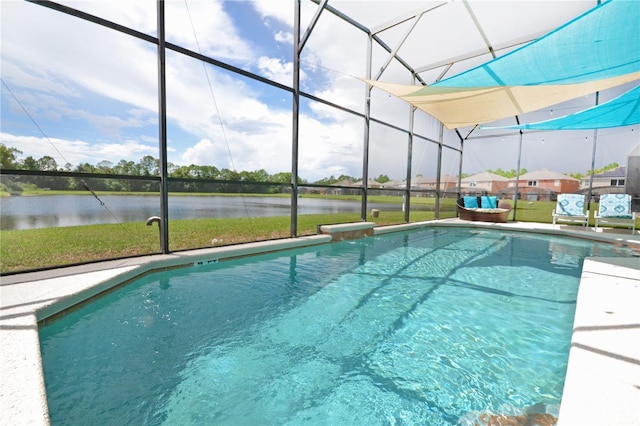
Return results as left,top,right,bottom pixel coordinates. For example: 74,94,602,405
181,138,225,166
87,110,154,140
251,1,292,26
1,2,160,114
257,56,295,86
274,30,293,45
179,106,293,174
0,132,158,167
56,0,157,34
164,1,255,62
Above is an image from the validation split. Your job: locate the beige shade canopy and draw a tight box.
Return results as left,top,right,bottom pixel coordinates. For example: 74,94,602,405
366,72,640,130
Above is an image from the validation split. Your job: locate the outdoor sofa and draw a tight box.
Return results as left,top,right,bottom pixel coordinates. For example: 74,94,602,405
456,195,512,223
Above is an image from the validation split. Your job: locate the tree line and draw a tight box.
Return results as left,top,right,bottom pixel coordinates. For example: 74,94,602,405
1,144,619,194
0,144,373,194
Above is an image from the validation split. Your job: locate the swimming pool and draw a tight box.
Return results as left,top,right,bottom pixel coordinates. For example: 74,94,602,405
38,228,637,425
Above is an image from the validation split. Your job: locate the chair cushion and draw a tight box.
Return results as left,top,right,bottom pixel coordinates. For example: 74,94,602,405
599,194,632,218
480,196,498,209
463,196,478,208
557,194,585,216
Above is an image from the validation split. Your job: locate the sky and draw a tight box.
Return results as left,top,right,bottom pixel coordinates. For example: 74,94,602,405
1,0,638,183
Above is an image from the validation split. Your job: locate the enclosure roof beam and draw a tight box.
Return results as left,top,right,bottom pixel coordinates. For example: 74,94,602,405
370,2,448,35
309,0,370,33
308,0,427,85
374,11,425,80
298,0,328,53
463,0,496,60
414,32,543,74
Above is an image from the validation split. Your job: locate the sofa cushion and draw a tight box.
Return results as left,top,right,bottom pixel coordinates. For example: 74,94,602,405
599,193,632,218
557,194,585,216
480,196,498,209
463,196,479,208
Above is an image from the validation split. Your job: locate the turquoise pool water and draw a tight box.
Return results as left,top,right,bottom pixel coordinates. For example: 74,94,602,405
39,228,637,425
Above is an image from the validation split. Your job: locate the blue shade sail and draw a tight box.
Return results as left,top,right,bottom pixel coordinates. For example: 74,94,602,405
481,85,640,130
428,0,640,88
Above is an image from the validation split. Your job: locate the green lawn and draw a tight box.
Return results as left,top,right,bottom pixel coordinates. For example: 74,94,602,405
0,210,439,273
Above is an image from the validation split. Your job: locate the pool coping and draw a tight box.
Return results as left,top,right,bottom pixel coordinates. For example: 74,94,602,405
1,220,638,425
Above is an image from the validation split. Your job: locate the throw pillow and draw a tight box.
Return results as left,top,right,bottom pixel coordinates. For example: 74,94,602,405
463,196,478,208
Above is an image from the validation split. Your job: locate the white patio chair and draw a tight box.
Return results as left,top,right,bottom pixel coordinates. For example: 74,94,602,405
594,193,636,234
552,193,589,227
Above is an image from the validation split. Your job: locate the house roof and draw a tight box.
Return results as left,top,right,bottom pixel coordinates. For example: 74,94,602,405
589,166,626,179
332,179,356,187
515,169,579,181
412,175,458,185
385,179,405,188
499,186,558,195
454,185,491,193
462,172,508,182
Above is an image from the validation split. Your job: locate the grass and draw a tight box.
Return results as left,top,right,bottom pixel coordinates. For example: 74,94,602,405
0,210,442,273
1,198,637,274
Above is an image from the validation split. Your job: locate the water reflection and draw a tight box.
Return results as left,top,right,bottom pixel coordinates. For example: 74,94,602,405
0,195,405,230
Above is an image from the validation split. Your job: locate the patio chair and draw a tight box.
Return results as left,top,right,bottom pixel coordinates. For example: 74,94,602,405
594,193,636,234
552,193,589,227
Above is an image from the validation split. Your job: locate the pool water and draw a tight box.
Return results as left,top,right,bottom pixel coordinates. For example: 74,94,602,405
39,228,637,425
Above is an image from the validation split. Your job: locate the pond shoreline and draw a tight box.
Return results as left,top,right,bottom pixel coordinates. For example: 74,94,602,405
0,193,442,231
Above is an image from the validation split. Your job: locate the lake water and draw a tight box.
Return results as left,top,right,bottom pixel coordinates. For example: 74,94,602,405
0,195,405,230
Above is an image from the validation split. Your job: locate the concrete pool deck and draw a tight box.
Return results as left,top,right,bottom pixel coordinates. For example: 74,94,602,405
1,221,638,425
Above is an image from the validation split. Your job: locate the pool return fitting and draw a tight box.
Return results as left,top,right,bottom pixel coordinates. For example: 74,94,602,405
146,216,162,251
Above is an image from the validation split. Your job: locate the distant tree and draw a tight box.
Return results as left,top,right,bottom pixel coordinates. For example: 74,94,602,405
505,168,526,178
113,160,137,175
594,162,619,175
96,160,113,173
74,162,98,173
171,165,195,179
37,156,58,171
21,156,39,171
0,144,22,169
337,174,357,182
190,165,220,179
314,175,336,185
219,168,240,181
486,168,526,178
571,162,619,179
375,174,390,183
314,174,357,185
239,169,269,182
138,155,159,176
270,172,294,184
